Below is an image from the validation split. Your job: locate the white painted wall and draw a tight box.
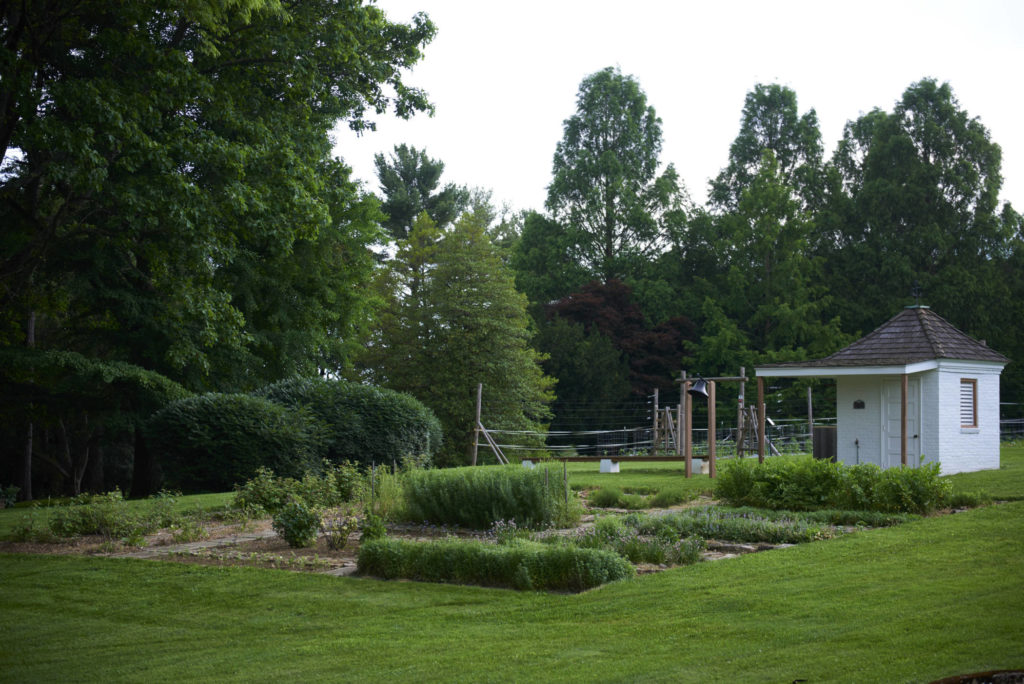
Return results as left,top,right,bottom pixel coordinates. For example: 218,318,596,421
934,361,1003,474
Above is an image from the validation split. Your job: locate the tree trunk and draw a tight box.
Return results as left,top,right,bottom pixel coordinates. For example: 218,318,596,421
21,310,35,500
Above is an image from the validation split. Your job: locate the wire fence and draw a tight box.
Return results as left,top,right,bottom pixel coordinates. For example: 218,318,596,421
484,400,1024,461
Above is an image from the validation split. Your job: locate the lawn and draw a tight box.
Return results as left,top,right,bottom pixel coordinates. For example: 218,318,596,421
1,447,1023,682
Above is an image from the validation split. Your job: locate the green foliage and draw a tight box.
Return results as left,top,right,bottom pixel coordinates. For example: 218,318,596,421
716,457,951,514
1,0,436,387
561,519,705,565
365,213,554,465
365,467,406,521
401,465,576,530
1,485,19,509
588,485,696,510
357,537,635,592
547,66,688,282
232,463,366,515
146,394,325,493
621,508,840,545
256,377,441,469
374,144,469,241
48,490,138,540
271,500,322,549
321,514,359,551
359,513,388,543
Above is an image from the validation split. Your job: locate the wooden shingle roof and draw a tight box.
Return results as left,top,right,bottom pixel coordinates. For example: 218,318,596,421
762,307,1009,369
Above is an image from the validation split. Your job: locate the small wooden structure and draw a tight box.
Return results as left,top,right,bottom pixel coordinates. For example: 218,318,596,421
755,307,1008,474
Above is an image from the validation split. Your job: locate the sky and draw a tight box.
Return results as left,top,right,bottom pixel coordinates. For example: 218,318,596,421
332,0,1024,216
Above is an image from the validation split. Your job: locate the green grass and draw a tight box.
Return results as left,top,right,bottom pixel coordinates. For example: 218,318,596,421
945,443,1024,500
0,491,235,538
562,459,716,495
1,502,1022,681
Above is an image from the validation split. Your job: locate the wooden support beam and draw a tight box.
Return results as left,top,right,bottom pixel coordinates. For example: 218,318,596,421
684,381,693,478
708,380,717,478
901,373,908,467
472,383,482,466
757,376,766,463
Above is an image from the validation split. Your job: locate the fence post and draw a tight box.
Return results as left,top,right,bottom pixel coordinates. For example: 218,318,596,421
708,381,717,478
472,383,482,466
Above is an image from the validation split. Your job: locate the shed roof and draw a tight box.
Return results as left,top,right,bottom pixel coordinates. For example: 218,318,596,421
760,306,1009,370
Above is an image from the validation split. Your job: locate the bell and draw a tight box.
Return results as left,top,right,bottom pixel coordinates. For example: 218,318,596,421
688,378,709,400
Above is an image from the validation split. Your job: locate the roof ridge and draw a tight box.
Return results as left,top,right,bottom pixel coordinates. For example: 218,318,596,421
916,308,945,358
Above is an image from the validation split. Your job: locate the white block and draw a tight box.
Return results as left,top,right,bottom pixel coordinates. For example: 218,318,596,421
599,459,619,473
521,460,535,469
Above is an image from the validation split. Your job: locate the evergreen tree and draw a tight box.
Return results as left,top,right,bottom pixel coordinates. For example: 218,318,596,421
368,213,554,466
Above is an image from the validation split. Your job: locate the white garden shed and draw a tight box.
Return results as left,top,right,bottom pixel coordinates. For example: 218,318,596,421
755,306,1009,474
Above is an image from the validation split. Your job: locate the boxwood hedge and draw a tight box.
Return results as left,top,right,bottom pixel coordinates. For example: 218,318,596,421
146,393,325,492
255,377,441,468
358,537,634,592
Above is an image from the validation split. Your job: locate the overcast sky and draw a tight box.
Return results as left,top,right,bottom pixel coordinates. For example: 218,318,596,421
333,0,1024,216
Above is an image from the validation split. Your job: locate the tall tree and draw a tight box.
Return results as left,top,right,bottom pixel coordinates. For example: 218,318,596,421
0,0,436,386
374,144,469,242
367,213,554,466
546,67,687,282
713,151,844,358
823,79,1010,339
710,83,823,212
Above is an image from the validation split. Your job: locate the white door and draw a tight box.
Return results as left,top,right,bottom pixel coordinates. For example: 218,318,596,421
883,378,920,468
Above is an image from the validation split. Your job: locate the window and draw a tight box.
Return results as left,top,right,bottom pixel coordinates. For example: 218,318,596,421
960,379,978,428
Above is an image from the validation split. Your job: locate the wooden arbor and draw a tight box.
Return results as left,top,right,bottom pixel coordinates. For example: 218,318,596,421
676,370,757,478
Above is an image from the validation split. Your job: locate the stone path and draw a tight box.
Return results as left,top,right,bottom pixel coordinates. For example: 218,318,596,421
109,528,278,560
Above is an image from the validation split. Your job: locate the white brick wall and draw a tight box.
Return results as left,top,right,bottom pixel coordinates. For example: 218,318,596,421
934,361,1003,474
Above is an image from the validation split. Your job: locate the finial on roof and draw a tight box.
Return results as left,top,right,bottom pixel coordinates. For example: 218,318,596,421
904,280,929,309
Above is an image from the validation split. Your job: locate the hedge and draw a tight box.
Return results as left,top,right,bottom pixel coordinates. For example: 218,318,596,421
401,465,571,529
255,377,441,468
146,393,324,492
358,537,634,591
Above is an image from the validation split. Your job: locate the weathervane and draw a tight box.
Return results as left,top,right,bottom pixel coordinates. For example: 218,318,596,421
911,280,922,307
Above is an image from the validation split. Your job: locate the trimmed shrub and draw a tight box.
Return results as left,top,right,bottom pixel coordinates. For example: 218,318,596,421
401,465,574,530
357,537,634,591
255,377,442,468
146,394,325,493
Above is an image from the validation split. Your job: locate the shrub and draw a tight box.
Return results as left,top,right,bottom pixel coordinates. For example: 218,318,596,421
588,487,625,508
232,462,366,514
716,457,951,515
322,514,359,551
360,512,387,542
402,465,574,530
146,393,325,493
272,500,321,548
648,488,695,508
255,377,442,469
49,490,140,539
357,537,634,592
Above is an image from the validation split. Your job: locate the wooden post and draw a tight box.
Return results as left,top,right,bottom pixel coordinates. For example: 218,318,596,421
708,381,717,478
807,386,814,452
677,371,685,459
757,376,766,463
684,381,693,478
736,366,746,459
653,388,659,452
472,383,482,466
901,373,908,467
